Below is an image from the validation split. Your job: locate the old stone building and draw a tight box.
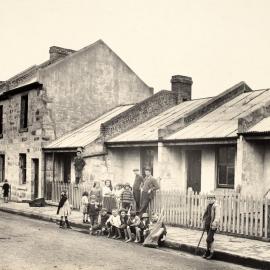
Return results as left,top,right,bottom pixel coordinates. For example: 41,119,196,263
0,39,153,200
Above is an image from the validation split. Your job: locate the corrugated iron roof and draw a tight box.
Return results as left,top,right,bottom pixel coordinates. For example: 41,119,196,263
108,98,211,143
244,116,270,134
167,89,270,140
46,105,133,149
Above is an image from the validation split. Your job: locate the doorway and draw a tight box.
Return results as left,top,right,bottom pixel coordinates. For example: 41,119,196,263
32,159,39,198
0,155,5,182
186,150,201,193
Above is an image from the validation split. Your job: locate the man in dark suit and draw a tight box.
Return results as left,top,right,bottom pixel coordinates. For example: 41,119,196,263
140,167,159,215
132,169,144,212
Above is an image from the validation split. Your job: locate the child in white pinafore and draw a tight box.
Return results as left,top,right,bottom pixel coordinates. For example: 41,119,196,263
81,191,89,223
57,190,72,229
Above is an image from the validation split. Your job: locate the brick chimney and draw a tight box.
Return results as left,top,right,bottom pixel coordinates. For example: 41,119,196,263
49,46,75,60
171,75,193,103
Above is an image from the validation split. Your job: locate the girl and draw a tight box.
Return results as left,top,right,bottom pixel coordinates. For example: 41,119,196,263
114,184,124,209
120,183,134,210
90,181,102,205
56,190,72,229
102,180,116,214
81,191,89,223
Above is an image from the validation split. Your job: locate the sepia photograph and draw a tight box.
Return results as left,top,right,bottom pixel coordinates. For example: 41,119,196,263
0,1,269,269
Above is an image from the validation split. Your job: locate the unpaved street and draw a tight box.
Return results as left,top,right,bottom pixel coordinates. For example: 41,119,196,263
0,212,252,270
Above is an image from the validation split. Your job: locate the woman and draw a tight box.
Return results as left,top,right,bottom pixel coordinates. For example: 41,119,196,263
102,180,116,214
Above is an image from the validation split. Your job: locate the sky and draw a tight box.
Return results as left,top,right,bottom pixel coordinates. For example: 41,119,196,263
0,0,270,98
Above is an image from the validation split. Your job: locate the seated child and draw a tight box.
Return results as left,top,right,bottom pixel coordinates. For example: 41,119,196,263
81,191,89,223
88,195,100,232
126,210,141,243
138,212,150,242
105,208,121,239
91,208,110,236
119,208,129,240
120,183,134,210
143,213,167,247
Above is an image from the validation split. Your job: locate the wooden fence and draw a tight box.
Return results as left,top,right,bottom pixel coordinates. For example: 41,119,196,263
150,191,270,239
47,182,270,239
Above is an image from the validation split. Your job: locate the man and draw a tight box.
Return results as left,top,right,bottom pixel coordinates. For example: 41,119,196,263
202,192,220,260
132,169,144,211
140,167,159,215
2,179,10,203
74,147,86,184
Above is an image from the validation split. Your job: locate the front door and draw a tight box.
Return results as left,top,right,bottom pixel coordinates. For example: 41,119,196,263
32,159,39,198
186,150,201,193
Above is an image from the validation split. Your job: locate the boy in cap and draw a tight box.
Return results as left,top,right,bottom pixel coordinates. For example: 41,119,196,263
120,183,134,210
91,208,110,236
74,147,86,184
88,194,100,233
202,192,220,260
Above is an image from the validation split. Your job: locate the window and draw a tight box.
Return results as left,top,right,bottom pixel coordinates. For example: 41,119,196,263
217,146,236,188
20,95,28,131
19,154,27,184
0,105,3,137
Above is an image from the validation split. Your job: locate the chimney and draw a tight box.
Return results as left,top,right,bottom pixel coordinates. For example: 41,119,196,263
49,46,75,60
171,75,193,103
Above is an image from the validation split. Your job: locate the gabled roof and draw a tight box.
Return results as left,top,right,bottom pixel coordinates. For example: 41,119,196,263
243,116,270,135
166,89,270,141
45,105,133,149
107,98,210,143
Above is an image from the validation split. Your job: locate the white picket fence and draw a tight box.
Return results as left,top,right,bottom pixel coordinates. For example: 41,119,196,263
47,182,270,239
150,191,270,239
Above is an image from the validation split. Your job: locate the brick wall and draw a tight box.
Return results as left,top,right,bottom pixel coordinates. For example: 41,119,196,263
101,90,177,139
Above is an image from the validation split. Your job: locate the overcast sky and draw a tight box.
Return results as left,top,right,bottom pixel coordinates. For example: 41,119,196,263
1,0,270,98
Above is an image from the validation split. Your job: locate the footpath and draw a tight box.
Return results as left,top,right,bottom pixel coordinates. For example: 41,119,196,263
0,201,269,270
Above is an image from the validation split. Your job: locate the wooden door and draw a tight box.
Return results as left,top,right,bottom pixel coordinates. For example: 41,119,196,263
32,159,39,198
186,150,201,193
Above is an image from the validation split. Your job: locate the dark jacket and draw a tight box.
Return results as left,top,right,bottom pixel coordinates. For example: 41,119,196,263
88,203,99,216
142,175,159,199
133,174,144,190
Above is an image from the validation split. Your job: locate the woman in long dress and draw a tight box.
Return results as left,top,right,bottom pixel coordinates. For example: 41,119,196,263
102,180,116,214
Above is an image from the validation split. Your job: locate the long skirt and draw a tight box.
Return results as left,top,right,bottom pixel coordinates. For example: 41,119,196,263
103,196,116,214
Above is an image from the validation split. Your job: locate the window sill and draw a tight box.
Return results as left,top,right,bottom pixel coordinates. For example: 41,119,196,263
19,128,28,133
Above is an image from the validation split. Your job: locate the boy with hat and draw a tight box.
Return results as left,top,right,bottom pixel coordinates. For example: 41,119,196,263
120,183,134,210
202,192,220,260
119,208,129,240
140,167,159,215
88,194,100,233
74,147,86,184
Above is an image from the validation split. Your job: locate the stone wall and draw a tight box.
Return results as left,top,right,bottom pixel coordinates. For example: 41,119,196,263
40,40,153,138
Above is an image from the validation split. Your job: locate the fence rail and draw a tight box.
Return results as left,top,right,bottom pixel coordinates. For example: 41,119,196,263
47,182,270,239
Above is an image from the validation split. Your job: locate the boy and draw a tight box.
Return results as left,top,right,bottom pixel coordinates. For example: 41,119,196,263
91,208,110,236
88,195,100,232
106,208,121,239
202,192,220,260
119,208,129,240
120,183,134,210
138,212,150,242
2,179,10,203
126,210,141,243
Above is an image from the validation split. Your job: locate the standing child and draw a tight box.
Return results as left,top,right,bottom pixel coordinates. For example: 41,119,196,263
91,208,110,236
120,183,134,210
2,179,10,203
114,184,124,210
106,208,121,239
126,210,141,243
56,190,72,229
119,208,129,240
88,195,100,234
81,191,89,223
202,192,220,260
102,180,116,213
90,181,102,206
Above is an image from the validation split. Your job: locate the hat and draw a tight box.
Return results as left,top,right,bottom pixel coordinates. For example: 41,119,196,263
90,194,96,199
144,166,151,171
101,208,108,212
124,182,131,187
207,191,216,199
76,147,83,153
142,213,149,218
133,168,139,172
119,208,127,213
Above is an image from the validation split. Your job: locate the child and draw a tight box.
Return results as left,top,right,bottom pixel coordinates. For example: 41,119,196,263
126,210,141,243
105,208,121,239
88,195,100,233
202,192,220,260
143,212,167,247
81,191,89,223
90,181,102,206
119,208,129,240
56,190,72,229
138,212,150,242
102,180,116,214
2,179,10,203
91,208,110,236
114,184,124,209
120,183,134,210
